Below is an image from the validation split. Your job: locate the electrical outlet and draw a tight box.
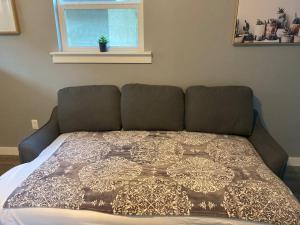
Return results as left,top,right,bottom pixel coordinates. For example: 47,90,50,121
31,120,39,130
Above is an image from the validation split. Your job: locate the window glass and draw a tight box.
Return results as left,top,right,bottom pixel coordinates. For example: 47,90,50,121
64,8,138,48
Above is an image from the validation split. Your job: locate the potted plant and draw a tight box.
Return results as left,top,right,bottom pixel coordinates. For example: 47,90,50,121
242,20,254,43
281,28,293,43
243,20,250,35
254,19,266,41
294,34,300,43
266,19,277,40
244,33,255,43
277,8,286,19
234,19,244,43
98,35,108,52
277,8,288,39
294,29,300,43
290,13,300,35
295,28,300,43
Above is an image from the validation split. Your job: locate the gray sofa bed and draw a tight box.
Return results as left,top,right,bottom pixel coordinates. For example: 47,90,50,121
18,84,288,179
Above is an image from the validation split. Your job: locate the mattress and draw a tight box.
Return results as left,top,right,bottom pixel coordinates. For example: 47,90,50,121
0,131,299,225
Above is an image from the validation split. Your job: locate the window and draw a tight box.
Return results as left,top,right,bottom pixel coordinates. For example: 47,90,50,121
53,0,144,52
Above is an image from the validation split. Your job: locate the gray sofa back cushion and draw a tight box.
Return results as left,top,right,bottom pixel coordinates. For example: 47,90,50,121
58,85,121,133
121,84,185,131
185,86,253,136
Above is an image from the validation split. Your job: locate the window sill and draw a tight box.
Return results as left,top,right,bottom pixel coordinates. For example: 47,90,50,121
50,51,152,64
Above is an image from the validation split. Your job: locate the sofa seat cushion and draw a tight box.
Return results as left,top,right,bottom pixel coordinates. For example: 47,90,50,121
121,84,185,131
185,86,253,136
58,85,121,133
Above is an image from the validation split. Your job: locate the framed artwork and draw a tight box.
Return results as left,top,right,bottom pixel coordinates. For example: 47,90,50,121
0,0,20,34
234,0,300,45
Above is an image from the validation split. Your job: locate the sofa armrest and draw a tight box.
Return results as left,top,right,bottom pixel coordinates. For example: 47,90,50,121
248,115,288,179
19,107,60,163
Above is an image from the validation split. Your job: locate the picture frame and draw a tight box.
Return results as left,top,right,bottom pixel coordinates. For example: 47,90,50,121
233,0,300,46
0,0,20,35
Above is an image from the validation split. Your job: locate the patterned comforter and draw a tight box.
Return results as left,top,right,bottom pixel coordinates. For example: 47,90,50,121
4,131,300,225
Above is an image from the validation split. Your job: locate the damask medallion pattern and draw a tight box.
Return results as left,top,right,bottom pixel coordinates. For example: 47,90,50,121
4,131,300,225
167,157,235,194
79,157,142,193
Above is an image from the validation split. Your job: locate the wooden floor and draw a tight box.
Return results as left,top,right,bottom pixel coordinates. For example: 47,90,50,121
0,156,299,201
0,155,19,176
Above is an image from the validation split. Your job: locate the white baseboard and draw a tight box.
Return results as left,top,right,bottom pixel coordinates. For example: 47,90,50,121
0,147,18,156
288,157,300,167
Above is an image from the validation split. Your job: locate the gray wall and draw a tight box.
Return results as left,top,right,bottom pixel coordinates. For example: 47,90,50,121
0,0,299,157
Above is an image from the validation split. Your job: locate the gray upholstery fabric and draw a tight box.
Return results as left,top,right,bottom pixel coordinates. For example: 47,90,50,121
185,86,254,136
249,112,288,179
121,84,185,131
18,85,288,181
58,86,121,133
19,107,60,163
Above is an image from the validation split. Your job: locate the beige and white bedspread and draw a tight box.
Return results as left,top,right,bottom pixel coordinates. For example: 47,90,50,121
3,131,300,225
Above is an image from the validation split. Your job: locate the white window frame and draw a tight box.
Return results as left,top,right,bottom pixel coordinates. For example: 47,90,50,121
53,0,145,53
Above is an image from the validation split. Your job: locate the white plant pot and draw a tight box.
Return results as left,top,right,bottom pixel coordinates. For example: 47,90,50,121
254,25,265,40
276,28,285,38
281,35,292,43
234,36,244,44
294,36,300,43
